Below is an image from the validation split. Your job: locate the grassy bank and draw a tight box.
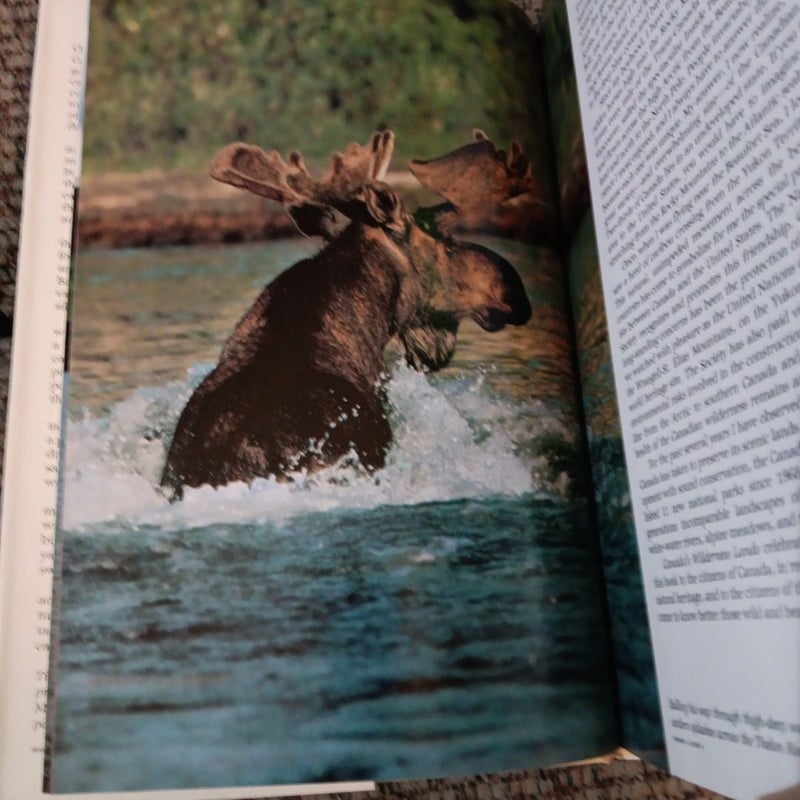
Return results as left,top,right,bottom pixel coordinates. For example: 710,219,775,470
83,1,547,176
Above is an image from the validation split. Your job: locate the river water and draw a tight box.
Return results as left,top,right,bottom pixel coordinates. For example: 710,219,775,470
47,238,619,792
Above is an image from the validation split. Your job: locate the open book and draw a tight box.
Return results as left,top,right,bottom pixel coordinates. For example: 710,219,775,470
0,1,797,799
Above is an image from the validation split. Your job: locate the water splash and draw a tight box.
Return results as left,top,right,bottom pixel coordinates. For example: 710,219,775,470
60,362,570,532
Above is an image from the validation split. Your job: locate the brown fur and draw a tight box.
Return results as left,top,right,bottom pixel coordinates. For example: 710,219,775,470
160,134,532,497
409,131,561,244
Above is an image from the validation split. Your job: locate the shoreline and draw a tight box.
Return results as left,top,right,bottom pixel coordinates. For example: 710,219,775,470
76,170,431,250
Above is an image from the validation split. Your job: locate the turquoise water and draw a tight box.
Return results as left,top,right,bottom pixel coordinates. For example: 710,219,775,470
53,496,617,790
48,240,620,791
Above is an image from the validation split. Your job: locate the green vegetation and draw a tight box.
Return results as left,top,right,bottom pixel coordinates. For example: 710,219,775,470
83,0,549,175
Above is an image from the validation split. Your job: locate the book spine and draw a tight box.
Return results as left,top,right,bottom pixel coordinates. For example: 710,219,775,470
0,2,89,797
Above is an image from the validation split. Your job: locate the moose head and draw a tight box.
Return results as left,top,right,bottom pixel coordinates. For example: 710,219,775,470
161,131,533,496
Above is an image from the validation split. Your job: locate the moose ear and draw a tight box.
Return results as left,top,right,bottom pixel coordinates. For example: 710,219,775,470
363,184,405,232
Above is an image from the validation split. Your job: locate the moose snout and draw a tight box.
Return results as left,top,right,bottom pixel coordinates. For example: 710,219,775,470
493,256,532,327
450,242,532,332
494,250,532,326
477,295,531,332
505,283,532,326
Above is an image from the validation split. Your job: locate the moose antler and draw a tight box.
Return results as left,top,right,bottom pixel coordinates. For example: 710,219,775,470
409,129,534,208
409,130,559,244
306,129,394,197
210,130,398,239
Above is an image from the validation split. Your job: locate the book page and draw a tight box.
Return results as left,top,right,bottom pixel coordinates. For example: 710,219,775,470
21,1,619,796
566,2,800,799
0,2,369,799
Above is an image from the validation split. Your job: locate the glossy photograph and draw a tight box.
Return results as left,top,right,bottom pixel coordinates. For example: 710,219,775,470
46,1,619,791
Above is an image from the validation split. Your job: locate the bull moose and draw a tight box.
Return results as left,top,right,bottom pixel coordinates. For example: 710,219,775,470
160,130,535,497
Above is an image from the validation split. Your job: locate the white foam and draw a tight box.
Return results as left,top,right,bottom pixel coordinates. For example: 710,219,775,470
60,362,562,533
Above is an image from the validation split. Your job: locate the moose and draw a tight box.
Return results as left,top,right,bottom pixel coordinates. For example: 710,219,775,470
160,130,535,497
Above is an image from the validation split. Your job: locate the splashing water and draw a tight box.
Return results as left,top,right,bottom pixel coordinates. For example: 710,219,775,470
60,360,572,533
